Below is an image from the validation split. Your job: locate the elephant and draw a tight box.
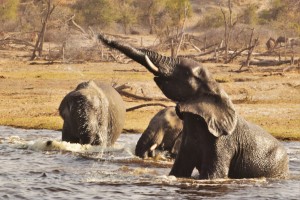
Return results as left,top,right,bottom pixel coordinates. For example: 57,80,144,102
59,80,126,146
266,37,276,51
275,36,288,47
135,106,183,159
98,33,289,179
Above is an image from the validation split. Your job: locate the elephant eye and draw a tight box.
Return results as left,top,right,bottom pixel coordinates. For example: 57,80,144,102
182,69,192,77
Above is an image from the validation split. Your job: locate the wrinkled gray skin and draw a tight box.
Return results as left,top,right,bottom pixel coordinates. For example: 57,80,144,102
98,33,289,179
59,80,126,146
135,106,183,159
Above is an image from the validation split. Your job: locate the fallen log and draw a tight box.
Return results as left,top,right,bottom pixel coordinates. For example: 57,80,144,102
113,69,147,73
126,103,168,112
247,59,291,66
118,90,169,102
187,46,226,58
0,38,35,48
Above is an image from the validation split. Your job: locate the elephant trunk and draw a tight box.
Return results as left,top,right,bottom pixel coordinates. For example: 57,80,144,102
98,33,177,77
135,135,150,158
135,130,159,158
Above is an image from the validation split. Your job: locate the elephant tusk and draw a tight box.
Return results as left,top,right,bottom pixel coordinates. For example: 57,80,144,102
145,55,159,73
150,143,158,151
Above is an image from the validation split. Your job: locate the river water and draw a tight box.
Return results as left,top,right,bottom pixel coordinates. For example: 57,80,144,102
0,126,299,199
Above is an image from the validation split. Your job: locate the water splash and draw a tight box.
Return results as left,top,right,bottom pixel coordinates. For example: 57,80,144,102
7,135,126,156
1,127,300,199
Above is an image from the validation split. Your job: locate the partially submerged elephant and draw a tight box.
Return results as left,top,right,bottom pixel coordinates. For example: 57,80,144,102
135,106,183,159
59,80,126,146
98,33,289,179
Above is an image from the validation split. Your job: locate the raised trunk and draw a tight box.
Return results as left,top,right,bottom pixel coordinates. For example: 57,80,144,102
98,33,178,77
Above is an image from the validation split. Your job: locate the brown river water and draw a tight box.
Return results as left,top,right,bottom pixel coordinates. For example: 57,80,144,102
0,126,299,199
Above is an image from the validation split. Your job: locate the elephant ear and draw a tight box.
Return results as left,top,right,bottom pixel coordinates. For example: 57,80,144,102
177,92,237,137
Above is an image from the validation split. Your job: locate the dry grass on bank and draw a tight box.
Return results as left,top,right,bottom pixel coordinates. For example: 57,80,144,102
0,59,299,140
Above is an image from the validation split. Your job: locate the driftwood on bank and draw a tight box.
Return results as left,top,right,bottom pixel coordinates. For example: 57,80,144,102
0,38,35,49
113,84,171,111
114,83,169,102
247,59,292,66
113,69,147,73
194,46,226,57
126,103,168,112
118,90,169,102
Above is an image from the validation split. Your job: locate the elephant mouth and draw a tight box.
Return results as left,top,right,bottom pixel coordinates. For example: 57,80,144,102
145,55,160,76
153,76,165,88
144,55,173,77
153,76,160,81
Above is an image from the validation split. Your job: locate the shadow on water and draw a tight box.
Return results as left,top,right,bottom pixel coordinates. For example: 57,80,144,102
0,126,300,199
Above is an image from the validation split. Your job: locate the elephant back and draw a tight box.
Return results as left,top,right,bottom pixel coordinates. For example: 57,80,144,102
97,82,126,146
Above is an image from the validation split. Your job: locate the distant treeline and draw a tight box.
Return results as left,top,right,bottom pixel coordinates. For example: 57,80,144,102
1,0,300,36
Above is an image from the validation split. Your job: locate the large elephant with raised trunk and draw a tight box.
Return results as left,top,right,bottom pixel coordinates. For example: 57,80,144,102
98,33,289,179
135,106,183,159
59,80,126,146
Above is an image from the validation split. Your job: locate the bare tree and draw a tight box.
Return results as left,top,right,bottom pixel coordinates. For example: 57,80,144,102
30,0,59,60
240,28,259,69
220,0,238,62
172,2,189,58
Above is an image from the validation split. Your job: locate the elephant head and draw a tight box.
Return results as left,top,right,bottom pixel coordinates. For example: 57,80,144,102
135,107,183,159
98,33,288,179
98,33,237,137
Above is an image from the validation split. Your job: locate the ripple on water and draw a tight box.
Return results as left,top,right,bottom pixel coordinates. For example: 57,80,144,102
0,126,300,199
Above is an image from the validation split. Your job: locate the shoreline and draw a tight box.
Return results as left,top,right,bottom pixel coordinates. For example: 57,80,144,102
0,60,299,141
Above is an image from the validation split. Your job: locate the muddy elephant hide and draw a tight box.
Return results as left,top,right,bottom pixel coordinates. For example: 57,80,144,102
97,33,289,179
135,106,183,158
59,80,126,146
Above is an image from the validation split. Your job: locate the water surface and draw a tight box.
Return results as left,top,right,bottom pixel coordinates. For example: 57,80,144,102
0,126,299,199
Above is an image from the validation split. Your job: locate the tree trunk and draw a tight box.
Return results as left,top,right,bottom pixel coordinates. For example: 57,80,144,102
30,0,56,61
174,3,189,58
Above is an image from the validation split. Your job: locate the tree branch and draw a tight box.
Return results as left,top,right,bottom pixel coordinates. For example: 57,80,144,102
118,90,169,101
126,103,168,112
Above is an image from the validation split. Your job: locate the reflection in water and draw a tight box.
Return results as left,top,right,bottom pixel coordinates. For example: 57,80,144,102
0,126,299,199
